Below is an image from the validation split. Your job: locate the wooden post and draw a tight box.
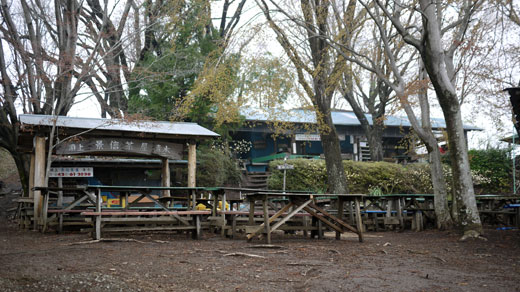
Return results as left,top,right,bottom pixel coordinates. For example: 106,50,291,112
263,195,271,244
57,177,63,233
397,198,404,229
28,154,35,198
95,189,102,240
193,215,201,239
188,140,196,188
354,197,364,242
161,158,171,204
33,136,46,230
336,197,344,240
249,199,255,225
220,192,227,237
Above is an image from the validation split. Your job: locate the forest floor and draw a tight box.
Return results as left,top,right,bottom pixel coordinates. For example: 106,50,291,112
1,163,519,291
0,215,519,292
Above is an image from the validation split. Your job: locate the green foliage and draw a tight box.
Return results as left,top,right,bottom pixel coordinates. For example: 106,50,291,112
128,0,220,121
268,159,434,194
195,145,241,187
468,148,512,194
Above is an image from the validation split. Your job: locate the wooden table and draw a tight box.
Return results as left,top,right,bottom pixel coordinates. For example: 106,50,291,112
364,194,434,231
476,194,520,226
244,192,364,244
37,185,209,239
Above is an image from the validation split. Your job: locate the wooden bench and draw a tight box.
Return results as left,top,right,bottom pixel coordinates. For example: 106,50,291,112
81,210,211,240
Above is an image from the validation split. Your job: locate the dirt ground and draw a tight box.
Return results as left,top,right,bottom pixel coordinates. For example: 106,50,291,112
0,216,519,292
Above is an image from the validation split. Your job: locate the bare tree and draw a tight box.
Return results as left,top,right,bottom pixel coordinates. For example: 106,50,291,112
373,0,484,238
332,5,396,162
256,0,349,193
0,0,87,193
326,1,453,229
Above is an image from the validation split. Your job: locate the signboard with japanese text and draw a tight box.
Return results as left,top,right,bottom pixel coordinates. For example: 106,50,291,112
295,134,346,141
277,164,295,170
49,167,93,178
56,138,183,160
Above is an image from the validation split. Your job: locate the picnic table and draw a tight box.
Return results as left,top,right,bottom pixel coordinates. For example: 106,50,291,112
363,194,435,231
36,185,210,239
476,194,520,226
244,192,364,244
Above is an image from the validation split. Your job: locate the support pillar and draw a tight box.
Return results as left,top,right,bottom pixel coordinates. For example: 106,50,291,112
33,136,46,230
28,154,35,198
161,158,170,204
188,140,196,188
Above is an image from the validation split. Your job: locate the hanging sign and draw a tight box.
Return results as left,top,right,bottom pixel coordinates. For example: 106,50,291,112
49,167,94,177
277,164,295,170
56,138,183,160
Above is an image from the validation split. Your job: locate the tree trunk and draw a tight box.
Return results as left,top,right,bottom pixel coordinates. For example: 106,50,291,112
437,97,481,235
428,142,453,230
368,126,384,161
11,151,30,196
317,107,349,194
419,0,482,238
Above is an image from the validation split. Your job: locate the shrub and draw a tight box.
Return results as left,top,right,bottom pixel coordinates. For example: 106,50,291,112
268,159,433,194
468,148,511,194
195,146,241,187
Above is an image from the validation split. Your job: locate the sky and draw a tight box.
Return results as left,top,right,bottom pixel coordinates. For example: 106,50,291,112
66,0,517,151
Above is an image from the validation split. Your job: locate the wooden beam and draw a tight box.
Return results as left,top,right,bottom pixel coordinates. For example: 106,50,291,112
270,200,312,232
33,136,46,230
188,140,196,188
302,206,343,233
308,203,358,234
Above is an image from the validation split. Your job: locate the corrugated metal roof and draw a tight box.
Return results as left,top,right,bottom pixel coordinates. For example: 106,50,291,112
241,108,481,131
19,114,220,138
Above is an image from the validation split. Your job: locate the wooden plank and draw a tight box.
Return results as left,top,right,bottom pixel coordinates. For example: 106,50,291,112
93,226,196,232
246,202,294,240
245,225,318,233
302,206,343,233
270,200,312,232
81,210,210,216
100,217,184,223
308,203,358,234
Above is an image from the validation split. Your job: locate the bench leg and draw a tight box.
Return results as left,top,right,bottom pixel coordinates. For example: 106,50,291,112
192,215,201,239
231,215,237,239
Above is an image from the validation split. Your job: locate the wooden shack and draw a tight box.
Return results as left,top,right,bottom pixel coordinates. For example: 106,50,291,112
17,114,219,230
